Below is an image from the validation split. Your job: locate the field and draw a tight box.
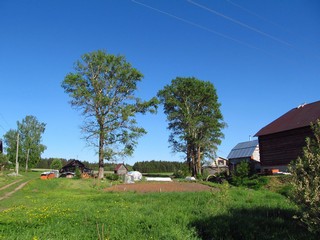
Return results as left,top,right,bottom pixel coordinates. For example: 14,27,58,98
0,172,317,240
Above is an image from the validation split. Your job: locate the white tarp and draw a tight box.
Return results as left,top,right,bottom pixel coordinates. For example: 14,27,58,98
145,177,172,182
127,171,142,181
185,176,196,181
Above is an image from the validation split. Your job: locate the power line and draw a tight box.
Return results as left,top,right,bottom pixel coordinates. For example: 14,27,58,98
226,0,286,30
225,0,320,59
188,0,293,47
132,0,268,53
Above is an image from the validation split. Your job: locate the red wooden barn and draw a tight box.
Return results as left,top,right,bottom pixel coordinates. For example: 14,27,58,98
255,100,320,173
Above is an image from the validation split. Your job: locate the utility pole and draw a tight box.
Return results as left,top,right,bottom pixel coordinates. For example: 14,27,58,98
15,133,19,175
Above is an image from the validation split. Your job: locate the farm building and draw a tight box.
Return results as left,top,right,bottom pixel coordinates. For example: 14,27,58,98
255,100,320,172
59,160,92,177
114,163,128,175
202,157,229,175
227,140,260,172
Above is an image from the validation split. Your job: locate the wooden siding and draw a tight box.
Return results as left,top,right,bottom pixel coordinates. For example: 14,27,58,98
115,165,127,175
258,126,313,167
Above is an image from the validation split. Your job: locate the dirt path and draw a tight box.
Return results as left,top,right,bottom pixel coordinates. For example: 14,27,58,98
0,181,30,201
0,179,23,191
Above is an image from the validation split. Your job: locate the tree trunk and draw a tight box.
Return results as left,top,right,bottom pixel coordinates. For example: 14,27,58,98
197,146,202,175
25,148,30,172
187,143,192,173
98,128,105,179
191,146,197,177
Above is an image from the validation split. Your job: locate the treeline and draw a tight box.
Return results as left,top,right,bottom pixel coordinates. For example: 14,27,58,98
133,160,185,173
36,158,133,171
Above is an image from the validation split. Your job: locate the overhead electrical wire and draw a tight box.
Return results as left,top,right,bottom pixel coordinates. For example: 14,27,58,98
189,0,319,60
132,0,267,53
187,0,293,47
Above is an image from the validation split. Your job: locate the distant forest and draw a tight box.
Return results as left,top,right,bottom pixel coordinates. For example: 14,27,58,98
132,160,185,173
36,158,184,173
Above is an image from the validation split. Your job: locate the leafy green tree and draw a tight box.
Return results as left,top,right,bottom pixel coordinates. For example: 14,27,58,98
158,77,226,176
50,158,63,170
3,116,46,171
0,153,8,171
3,129,19,165
289,120,320,233
62,50,158,179
18,115,46,171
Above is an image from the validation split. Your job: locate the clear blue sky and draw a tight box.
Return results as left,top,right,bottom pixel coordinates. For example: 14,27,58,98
1,0,319,165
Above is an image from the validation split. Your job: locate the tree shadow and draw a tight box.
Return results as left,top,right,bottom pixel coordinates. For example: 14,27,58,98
190,207,316,240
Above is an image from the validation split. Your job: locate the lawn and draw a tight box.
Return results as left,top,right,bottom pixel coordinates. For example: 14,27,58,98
0,174,316,240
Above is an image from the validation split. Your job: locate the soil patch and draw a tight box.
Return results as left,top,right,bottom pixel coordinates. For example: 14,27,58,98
0,181,30,201
105,182,215,193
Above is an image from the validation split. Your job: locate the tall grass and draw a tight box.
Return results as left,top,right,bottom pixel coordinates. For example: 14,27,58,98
0,178,316,240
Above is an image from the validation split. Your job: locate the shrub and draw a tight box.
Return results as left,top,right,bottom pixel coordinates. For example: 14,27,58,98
230,161,250,186
105,173,119,181
289,120,320,233
50,158,62,170
74,167,82,179
173,164,189,178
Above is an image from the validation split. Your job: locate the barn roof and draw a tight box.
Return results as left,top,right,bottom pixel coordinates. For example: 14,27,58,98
60,160,92,173
227,140,258,159
255,100,320,136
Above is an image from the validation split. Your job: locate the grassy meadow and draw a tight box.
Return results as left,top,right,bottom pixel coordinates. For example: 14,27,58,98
0,172,316,240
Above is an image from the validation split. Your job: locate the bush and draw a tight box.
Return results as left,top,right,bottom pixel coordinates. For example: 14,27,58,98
105,173,119,181
173,164,189,178
74,167,82,179
289,120,320,233
230,161,250,186
50,158,62,170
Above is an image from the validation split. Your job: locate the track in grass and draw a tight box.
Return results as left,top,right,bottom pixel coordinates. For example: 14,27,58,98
0,181,30,201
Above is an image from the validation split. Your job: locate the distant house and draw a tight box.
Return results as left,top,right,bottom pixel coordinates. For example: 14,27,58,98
114,163,128,175
59,160,92,177
227,140,260,172
255,101,320,172
202,157,229,175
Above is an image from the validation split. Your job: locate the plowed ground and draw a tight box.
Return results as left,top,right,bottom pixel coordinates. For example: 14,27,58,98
105,182,215,193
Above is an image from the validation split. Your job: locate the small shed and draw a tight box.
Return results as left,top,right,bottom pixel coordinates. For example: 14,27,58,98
227,140,260,172
59,160,92,176
202,157,229,175
255,101,320,172
114,163,128,175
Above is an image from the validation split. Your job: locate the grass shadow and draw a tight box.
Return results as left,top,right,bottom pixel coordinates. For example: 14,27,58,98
190,207,316,240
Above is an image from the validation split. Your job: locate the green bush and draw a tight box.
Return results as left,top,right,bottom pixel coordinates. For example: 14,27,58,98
231,162,268,189
289,120,320,233
50,158,62,170
231,161,250,186
173,164,189,178
74,167,81,179
105,173,119,181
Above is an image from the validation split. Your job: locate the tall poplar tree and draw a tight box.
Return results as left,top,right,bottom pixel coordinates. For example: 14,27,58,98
62,50,157,179
158,77,226,176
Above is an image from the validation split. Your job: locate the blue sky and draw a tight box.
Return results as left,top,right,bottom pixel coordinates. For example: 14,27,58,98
0,0,319,165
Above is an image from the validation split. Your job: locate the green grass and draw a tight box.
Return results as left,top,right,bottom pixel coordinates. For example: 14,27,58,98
0,176,316,240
